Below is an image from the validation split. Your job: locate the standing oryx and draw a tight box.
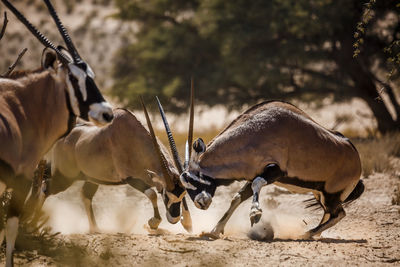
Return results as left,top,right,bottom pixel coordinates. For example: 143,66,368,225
158,99,364,239
0,0,113,265
32,103,192,233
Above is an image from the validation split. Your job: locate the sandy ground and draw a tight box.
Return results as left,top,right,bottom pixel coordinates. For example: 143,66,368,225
0,169,398,266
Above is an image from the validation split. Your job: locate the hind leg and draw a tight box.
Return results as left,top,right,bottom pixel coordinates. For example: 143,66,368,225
81,182,100,233
0,181,7,245
304,192,345,239
29,167,74,227
126,178,161,230
21,160,48,224
5,176,31,267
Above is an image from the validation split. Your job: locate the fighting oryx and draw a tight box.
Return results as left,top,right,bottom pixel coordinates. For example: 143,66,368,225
0,0,113,265
31,103,193,233
158,99,364,239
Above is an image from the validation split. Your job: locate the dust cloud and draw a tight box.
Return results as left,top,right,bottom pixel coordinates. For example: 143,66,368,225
42,181,314,240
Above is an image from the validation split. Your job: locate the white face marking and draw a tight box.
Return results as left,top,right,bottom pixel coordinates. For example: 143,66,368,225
68,63,88,101
166,190,186,208
86,63,95,79
65,74,81,116
88,102,113,125
180,172,197,190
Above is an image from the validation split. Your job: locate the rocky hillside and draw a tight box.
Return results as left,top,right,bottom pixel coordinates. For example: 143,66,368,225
0,0,134,91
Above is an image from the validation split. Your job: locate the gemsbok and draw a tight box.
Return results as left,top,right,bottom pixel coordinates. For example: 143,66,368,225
0,0,113,265
158,98,364,239
31,102,193,233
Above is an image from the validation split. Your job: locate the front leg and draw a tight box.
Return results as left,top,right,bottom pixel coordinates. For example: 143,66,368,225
181,197,192,232
126,177,161,230
201,182,253,239
250,163,285,226
250,177,268,226
81,182,100,233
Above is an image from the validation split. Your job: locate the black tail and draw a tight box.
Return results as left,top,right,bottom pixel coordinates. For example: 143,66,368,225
344,180,364,204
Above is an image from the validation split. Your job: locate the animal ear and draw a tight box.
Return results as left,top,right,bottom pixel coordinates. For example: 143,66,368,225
41,48,57,70
57,45,74,63
193,138,206,154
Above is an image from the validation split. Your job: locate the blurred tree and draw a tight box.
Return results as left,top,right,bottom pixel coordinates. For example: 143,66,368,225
112,0,399,133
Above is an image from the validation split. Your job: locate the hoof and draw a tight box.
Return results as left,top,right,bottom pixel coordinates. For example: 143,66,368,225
299,231,313,240
181,218,193,233
250,208,262,227
200,231,221,240
148,217,162,230
89,228,100,234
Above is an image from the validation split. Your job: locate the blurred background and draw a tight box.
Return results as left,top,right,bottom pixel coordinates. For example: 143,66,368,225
0,0,399,135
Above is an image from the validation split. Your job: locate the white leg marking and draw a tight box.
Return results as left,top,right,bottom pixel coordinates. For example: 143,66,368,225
5,217,19,267
250,177,268,226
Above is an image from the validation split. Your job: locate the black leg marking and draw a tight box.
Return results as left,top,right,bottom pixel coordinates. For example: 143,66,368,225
82,182,99,200
125,177,151,193
47,169,76,196
250,164,286,226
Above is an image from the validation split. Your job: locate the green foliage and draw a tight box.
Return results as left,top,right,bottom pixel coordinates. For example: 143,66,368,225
354,0,400,81
112,0,399,114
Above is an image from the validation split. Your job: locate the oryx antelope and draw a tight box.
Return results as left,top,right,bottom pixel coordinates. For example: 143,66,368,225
0,0,113,265
159,99,364,239
32,104,192,233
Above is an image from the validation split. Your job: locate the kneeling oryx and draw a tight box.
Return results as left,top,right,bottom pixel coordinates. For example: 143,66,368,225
0,0,113,266
31,101,192,233
158,98,364,239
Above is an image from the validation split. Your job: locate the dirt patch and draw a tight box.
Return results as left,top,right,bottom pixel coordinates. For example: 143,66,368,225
1,170,399,266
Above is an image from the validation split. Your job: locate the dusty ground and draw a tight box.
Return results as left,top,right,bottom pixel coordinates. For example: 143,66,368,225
0,168,398,266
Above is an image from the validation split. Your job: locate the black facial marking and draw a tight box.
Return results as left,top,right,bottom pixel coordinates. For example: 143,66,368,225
68,73,89,120
163,184,185,219
185,173,217,203
276,176,326,191
84,76,106,105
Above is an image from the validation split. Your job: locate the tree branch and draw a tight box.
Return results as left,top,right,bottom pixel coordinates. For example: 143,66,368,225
0,11,8,41
1,48,28,78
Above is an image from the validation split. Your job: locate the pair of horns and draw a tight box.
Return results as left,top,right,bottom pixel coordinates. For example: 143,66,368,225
1,0,82,65
157,79,195,176
140,79,195,189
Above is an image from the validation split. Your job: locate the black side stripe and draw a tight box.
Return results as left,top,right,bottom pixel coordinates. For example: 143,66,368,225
276,176,325,191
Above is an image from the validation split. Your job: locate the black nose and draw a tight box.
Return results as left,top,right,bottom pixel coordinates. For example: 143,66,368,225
102,112,114,122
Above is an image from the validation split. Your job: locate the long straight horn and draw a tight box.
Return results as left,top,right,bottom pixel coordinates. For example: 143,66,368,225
140,97,174,190
1,0,70,65
185,78,195,168
42,0,81,63
156,96,184,174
